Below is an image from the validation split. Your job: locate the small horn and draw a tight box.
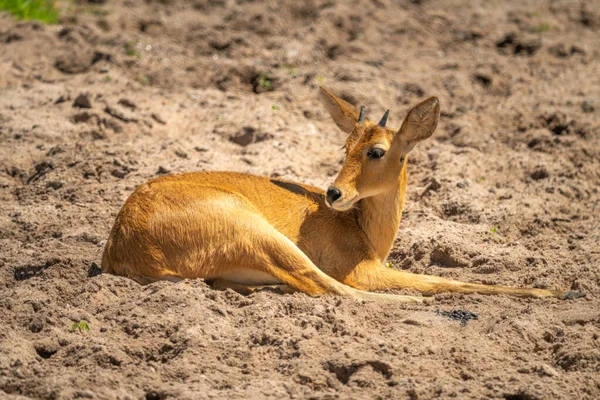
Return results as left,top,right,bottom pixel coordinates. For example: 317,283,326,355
378,109,389,127
358,106,365,124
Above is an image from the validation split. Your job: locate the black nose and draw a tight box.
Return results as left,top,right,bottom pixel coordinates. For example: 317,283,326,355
326,187,342,205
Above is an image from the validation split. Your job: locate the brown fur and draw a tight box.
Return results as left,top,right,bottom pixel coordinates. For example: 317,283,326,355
102,87,580,302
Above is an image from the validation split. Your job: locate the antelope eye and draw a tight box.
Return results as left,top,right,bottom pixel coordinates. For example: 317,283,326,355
367,148,386,159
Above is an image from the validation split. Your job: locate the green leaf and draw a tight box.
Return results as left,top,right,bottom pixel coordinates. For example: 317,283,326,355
71,321,89,333
533,23,550,33
0,0,60,24
281,65,298,78
258,73,272,90
124,41,138,57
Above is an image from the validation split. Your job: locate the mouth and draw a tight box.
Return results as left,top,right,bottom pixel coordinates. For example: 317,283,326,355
329,195,358,211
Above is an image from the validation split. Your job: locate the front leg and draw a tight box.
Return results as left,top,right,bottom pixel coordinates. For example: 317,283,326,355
344,261,583,300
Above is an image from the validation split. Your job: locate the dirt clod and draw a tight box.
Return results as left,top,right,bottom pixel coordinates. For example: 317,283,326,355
73,94,92,109
531,166,549,180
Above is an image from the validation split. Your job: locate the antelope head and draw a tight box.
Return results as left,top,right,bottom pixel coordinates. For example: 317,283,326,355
319,87,440,211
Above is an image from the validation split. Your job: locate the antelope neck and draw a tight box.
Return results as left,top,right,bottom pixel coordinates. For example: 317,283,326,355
356,164,408,261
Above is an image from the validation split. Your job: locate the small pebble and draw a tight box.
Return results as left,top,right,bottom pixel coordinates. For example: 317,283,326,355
581,100,594,113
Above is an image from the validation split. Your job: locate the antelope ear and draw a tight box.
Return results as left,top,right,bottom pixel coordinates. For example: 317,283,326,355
398,97,440,144
319,87,361,133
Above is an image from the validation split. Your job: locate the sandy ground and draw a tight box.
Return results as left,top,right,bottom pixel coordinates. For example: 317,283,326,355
0,0,599,399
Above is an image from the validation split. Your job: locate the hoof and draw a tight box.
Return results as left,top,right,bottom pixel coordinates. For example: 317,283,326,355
565,291,586,300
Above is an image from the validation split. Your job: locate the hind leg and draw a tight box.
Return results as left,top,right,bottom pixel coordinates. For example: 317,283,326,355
191,207,423,303
344,263,584,300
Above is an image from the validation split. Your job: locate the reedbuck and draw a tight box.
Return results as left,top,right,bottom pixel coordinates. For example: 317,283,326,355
102,87,582,303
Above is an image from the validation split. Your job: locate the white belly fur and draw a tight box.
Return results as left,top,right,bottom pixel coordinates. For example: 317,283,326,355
217,267,282,285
